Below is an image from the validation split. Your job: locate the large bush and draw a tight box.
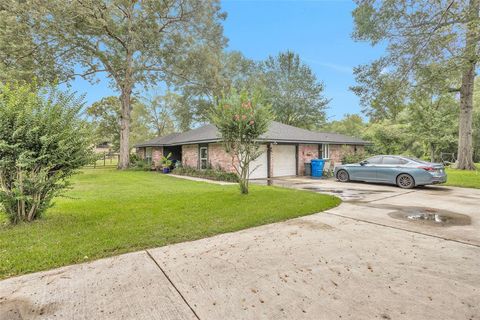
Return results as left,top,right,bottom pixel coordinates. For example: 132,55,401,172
0,83,94,223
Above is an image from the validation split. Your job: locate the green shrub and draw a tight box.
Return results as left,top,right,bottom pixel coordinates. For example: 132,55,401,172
172,166,239,183
341,146,367,164
130,160,152,171
0,83,95,223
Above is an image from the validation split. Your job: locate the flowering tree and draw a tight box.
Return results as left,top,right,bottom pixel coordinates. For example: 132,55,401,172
210,89,271,194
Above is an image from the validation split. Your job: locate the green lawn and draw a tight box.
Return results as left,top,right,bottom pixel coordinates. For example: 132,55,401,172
0,169,340,279
445,164,480,189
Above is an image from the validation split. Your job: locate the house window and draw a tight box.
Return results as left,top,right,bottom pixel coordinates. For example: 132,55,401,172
319,144,330,159
145,147,153,164
199,146,208,169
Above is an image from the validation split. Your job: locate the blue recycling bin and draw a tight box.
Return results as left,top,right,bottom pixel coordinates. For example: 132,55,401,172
311,159,325,178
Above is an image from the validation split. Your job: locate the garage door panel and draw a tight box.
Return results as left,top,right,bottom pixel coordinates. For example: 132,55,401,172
249,145,268,179
272,144,296,177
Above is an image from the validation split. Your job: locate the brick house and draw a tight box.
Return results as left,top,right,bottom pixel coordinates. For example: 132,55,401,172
135,121,368,179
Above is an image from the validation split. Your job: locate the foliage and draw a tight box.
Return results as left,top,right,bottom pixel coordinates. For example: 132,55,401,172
352,0,479,169
474,109,480,162
86,96,122,151
129,160,152,171
0,169,340,279
350,61,408,121
261,51,330,129
161,153,173,169
407,89,458,162
86,96,156,151
210,89,272,194
19,0,226,169
341,146,367,164
321,114,366,138
0,1,63,83
173,51,260,128
472,84,480,162
0,83,94,223
173,166,239,183
138,93,177,137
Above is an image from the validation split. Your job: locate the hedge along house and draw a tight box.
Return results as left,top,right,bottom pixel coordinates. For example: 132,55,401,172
135,121,368,179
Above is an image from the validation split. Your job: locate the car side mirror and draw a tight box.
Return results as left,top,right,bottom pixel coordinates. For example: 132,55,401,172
360,160,368,166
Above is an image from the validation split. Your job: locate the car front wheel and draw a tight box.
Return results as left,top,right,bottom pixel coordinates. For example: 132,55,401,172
396,173,415,189
336,169,350,182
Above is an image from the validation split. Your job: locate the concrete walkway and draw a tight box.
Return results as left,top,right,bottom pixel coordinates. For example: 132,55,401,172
1,181,479,320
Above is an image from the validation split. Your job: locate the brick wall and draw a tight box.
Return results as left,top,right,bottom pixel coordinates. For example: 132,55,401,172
182,144,198,168
208,143,236,172
298,144,319,176
177,142,365,175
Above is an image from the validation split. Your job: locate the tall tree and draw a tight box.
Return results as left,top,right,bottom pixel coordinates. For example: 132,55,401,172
22,0,225,169
261,51,330,129
352,0,479,169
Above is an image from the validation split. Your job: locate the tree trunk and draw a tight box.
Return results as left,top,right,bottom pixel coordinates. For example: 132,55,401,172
456,0,479,170
118,88,132,169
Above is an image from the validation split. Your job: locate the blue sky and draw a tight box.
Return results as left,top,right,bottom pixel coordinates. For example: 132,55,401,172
70,0,384,120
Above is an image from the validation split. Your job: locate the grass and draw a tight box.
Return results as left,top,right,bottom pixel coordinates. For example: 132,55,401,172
0,169,340,279
445,163,480,189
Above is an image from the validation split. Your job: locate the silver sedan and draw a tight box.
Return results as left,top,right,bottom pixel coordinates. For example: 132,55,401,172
334,155,447,189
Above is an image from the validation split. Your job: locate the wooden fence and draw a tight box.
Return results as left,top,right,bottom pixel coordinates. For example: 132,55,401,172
85,152,120,168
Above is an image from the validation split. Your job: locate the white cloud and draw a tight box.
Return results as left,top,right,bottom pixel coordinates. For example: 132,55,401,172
303,58,353,74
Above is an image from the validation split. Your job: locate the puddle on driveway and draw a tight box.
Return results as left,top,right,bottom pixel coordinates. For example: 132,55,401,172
388,207,471,227
301,186,393,201
303,187,344,194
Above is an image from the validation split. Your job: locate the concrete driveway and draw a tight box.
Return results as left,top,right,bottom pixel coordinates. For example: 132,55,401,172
1,179,479,320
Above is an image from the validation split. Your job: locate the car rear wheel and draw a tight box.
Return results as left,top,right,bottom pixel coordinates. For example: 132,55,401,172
336,170,350,182
396,173,415,189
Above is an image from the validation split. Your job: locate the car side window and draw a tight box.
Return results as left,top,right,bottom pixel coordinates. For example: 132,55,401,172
366,156,383,164
383,157,407,165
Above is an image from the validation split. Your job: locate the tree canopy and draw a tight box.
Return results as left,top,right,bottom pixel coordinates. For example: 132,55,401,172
261,51,330,129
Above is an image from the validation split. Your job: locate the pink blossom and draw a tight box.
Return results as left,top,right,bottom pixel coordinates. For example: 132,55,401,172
241,115,247,120
234,114,240,121
249,120,255,125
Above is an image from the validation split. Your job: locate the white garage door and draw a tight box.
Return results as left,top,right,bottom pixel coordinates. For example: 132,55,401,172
272,144,296,177
249,145,268,179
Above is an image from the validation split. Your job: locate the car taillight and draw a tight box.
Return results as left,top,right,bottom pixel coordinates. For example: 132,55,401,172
419,166,435,171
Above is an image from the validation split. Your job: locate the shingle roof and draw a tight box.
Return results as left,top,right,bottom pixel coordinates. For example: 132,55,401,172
134,121,368,147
